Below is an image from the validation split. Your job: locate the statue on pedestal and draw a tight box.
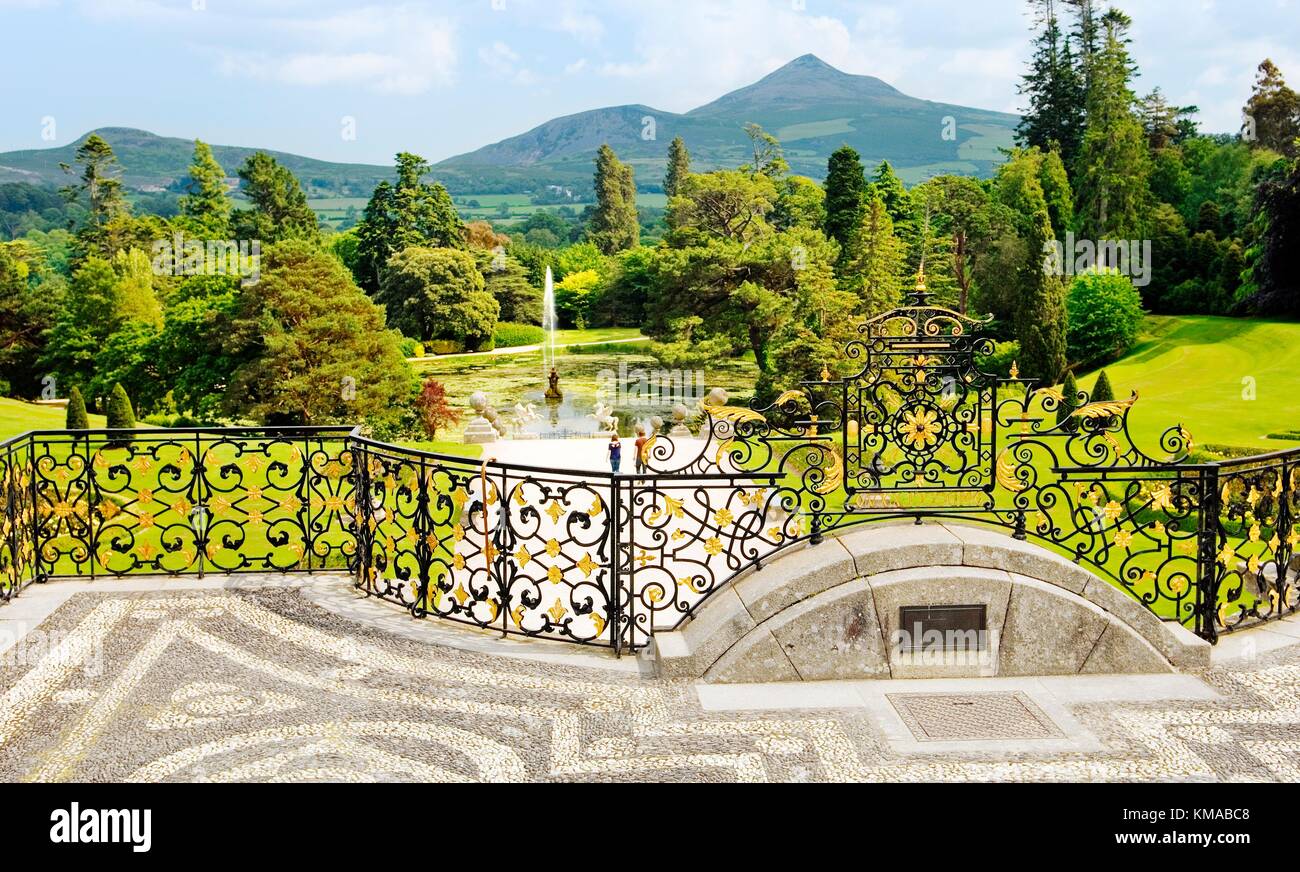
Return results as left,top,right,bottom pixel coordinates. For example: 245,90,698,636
463,391,499,444
545,367,563,400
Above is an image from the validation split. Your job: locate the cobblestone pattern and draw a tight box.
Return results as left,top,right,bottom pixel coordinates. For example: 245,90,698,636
1,588,1298,782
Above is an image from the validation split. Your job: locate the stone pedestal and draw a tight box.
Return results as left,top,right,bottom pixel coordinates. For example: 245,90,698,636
463,415,497,444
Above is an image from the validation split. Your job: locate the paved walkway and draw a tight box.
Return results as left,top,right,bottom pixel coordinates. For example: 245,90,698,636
1,574,1298,782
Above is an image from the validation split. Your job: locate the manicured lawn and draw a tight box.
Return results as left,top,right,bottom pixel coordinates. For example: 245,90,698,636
1075,315,1300,455
0,397,105,442
554,327,645,346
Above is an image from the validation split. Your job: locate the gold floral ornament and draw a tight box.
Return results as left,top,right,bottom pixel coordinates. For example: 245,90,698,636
545,500,565,524
576,552,598,577
899,405,942,450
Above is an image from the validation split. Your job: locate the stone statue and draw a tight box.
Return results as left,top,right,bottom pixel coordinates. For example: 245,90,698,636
589,401,618,433
463,391,498,444
669,403,692,438
545,367,563,400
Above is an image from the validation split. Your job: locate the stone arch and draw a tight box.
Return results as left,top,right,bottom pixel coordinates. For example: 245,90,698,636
651,522,1210,682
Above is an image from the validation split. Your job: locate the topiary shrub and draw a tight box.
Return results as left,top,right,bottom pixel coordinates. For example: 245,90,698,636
65,387,89,430
1090,369,1115,403
1057,371,1080,431
106,383,136,430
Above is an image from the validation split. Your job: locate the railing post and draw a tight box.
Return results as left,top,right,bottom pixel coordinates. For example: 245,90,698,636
1196,464,1222,644
301,432,315,573
194,431,206,579
496,464,510,639
29,437,41,584
1278,456,1293,614
609,473,623,657
352,436,370,587
81,432,95,580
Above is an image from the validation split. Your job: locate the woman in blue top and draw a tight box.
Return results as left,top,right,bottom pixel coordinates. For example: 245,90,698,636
607,434,622,473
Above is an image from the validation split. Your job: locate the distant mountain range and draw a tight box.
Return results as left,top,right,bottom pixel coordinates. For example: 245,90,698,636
0,55,1018,197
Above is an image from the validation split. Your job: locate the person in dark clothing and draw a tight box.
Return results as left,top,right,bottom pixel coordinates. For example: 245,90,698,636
607,434,622,473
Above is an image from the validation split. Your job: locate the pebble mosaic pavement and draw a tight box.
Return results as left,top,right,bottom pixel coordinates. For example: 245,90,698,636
2,585,1300,783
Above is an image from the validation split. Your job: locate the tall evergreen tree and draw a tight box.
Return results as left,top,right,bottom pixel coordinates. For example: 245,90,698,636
997,150,1068,384
664,136,691,198
1243,60,1300,158
1039,147,1075,241
1016,0,1086,167
871,161,912,226
59,134,130,255
354,152,464,292
230,152,318,244
589,145,639,255
841,194,907,318
179,140,231,236
1074,9,1151,242
824,146,867,257
1066,0,1102,98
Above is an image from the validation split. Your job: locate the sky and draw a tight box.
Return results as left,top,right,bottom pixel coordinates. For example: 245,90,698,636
1,0,1297,166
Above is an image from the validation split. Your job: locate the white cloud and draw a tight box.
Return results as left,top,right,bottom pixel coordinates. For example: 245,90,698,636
479,41,538,86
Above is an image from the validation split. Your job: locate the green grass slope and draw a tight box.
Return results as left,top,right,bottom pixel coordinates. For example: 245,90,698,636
0,397,105,441
1075,315,1300,456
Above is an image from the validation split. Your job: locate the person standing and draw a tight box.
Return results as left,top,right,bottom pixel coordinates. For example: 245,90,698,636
633,425,648,476
607,434,622,474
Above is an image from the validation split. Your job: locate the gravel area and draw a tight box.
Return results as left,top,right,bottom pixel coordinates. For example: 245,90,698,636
1,587,1298,782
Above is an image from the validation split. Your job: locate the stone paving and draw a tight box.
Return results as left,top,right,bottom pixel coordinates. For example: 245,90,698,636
1,578,1299,782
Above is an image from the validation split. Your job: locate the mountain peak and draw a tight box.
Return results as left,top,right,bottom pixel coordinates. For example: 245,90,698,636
687,54,901,117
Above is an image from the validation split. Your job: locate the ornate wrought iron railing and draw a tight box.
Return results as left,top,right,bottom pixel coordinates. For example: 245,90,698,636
0,422,1293,651
0,292,1295,652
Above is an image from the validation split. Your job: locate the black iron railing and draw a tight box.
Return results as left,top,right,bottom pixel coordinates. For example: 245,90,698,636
0,424,1295,651
1,293,1296,650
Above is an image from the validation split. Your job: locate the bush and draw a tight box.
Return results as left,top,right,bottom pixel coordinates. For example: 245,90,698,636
106,383,135,430
397,336,426,358
65,387,89,429
492,322,545,348
1066,269,1144,367
975,340,1021,378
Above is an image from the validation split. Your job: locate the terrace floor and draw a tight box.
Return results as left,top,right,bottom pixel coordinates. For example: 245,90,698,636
1,574,1299,782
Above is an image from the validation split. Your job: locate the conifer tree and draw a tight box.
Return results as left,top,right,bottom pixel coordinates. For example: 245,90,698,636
106,382,135,430
1017,0,1086,167
824,146,867,257
65,386,89,430
179,140,232,236
589,145,639,254
842,194,907,318
664,137,691,198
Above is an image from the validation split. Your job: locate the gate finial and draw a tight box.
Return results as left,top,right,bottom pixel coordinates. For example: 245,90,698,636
910,265,929,306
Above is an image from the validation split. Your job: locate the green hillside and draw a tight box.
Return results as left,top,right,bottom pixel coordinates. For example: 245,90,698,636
1076,316,1300,456
0,128,392,198
0,56,1016,198
435,55,1018,187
